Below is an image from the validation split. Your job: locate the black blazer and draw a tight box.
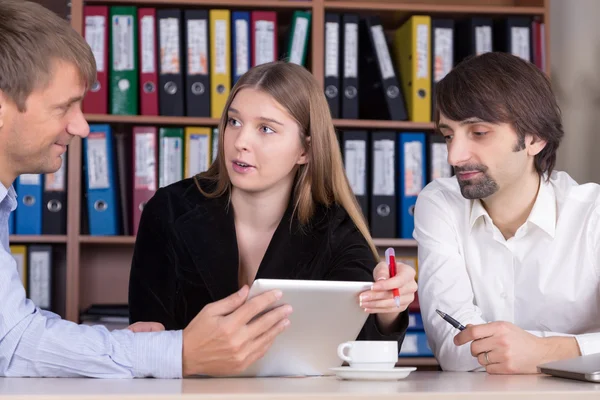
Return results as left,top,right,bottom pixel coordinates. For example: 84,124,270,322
129,177,409,345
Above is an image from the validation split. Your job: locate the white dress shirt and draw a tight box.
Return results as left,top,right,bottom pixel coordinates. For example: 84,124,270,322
414,171,600,371
0,183,182,378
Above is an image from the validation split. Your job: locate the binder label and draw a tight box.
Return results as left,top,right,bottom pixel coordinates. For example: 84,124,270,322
19,174,41,186
255,20,275,66
86,133,110,190
45,154,66,191
434,28,453,82
160,18,181,74
188,19,209,75
373,139,395,196
416,24,429,79
325,22,339,78
344,140,366,196
234,19,249,76
371,25,395,80
511,27,530,62
289,17,309,65
404,141,424,196
160,137,183,187
215,20,227,74
141,15,156,74
112,15,135,71
187,135,210,176
212,128,219,162
29,250,51,309
344,23,358,79
432,142,452,180
475,26,492,55
85,16,106,72
135,133,157,191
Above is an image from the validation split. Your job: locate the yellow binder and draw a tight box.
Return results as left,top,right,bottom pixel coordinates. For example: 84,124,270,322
184,127,212,178
393,16,431,122
209,10,231,119
10,245,27,290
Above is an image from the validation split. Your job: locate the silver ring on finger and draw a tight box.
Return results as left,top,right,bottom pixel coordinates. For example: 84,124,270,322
484,351,491,365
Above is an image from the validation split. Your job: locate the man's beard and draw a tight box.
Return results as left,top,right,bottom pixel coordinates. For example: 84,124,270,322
454,164,499,199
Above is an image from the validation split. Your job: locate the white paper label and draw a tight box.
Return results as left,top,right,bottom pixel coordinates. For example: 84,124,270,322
135,133,156,190
215,20,227,74
112,15,134,71
511,27,530,62
431,142,452,180
19,174,41,186
160,137,183,187
404,141,424,196
187,19,208,75
433,28,453,82
289,17,308,65
325,22,339,77
255,20,275,66
141,15,155,74
30,250,51,309
212,128,219,162
416,24,429,79
235,19,249,76
371,25,395,80
187,135,210,176
86,133,109,190
344,140,366,196
160,18,180,74
475,26,492,55
373,139,395,196
343,23,358,78
85,15,105,72
44,153,66,191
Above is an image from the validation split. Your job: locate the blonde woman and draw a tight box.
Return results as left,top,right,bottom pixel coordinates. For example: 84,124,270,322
129,61,417,376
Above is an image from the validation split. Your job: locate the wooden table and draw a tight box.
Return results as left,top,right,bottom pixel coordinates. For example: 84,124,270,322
1,371,599,399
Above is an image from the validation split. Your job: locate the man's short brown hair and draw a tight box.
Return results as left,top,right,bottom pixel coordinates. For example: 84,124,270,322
435,52,564,177
0,0,96,112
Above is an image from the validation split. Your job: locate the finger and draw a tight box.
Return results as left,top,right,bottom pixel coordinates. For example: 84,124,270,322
361,293,414,310
128,322,165,332
206,285,250,316
232,289,285,326
372,262,390,282
243,318,291,368
476,350,504,367
246,304,293,340
371,265,416,291
359,290,393,304
470,335,500,358
454,323,495,346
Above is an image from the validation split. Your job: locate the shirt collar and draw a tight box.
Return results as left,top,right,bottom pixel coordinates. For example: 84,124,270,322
0,182,18,212
469,175,556,238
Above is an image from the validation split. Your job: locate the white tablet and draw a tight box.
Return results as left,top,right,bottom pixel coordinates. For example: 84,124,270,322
538,353,600,383
234,278,373,377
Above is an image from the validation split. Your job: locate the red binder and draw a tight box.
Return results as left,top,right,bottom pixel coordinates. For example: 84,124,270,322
132,126,158,236
138,8,159,116
251,11,277,67
82,6,108,114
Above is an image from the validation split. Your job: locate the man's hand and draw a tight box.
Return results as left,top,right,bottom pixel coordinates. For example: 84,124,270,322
359,261,417,334
181,285,292,377
127,321,165,332
454,321,581,374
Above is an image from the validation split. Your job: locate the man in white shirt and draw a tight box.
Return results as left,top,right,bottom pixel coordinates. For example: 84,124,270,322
414,51,600,374
0,0,289,378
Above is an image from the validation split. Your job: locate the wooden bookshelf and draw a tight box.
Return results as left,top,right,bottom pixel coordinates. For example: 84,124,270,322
55,0,552,333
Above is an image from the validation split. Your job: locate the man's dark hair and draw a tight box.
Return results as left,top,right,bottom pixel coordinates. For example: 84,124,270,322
434,52,564,178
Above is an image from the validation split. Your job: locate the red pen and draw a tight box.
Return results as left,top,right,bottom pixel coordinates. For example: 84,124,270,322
385,247,401,308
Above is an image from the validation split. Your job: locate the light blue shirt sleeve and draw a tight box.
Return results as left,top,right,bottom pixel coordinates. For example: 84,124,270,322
0,187,183,378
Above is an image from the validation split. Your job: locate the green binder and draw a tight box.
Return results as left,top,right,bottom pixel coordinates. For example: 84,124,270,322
159,128,184,188
286,10,312,66
109,6,138,115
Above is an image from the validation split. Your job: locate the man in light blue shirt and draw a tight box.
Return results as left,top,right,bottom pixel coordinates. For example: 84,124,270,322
0,0,290,378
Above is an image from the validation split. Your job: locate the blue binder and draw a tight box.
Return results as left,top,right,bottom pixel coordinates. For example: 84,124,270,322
399,330,434,357
15,175,43,235
398,132,426,239
232,11,250,85
83,124,119,235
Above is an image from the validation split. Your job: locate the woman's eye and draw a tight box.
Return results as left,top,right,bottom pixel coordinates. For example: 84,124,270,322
260,125,275,134
228,118,241,127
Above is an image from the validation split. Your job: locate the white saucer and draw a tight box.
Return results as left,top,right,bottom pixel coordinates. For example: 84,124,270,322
330,366,416,381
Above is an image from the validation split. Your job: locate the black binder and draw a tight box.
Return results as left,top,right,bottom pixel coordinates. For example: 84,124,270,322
184,9,211,117
369,131,397,238
157,9,185,116
341,14,360,119
324,13,341,118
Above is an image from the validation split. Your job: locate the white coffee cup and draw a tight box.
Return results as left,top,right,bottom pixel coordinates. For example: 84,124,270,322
337,341,398,370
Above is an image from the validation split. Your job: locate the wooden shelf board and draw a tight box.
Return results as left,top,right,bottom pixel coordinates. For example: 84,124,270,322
9,235,68,244
79,236,136,245
397,357,439,367
82,0,312,8
373,238,417,247
325,1,545,14
86,114,436,130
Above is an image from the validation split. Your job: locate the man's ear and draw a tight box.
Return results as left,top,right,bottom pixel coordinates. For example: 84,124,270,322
297,136,311,165
527,134,547,157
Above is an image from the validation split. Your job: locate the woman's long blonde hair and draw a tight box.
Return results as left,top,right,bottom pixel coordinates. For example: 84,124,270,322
197,61,379,261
